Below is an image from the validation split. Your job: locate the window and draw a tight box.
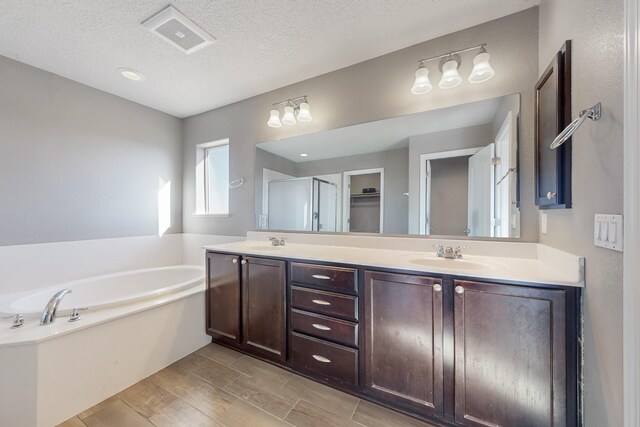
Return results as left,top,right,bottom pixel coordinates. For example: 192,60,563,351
196,139,229,215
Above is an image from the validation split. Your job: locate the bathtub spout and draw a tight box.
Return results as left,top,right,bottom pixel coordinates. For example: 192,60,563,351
40,289,72,325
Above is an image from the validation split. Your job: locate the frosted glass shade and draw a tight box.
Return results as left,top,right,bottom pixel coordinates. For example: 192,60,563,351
282,106,296,125
411,67,432,94
439,59,462,89
267,109,282,128
297,102,312,122
469,52,495,83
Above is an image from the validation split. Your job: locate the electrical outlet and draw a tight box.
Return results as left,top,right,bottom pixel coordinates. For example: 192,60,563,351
540,212,548,234
594,214,623,251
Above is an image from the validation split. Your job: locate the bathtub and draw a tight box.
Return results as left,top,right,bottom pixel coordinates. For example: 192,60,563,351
0,265,204,316
0,263,211,427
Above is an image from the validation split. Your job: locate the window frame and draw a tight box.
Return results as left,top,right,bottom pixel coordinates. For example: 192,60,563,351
195,139,230,216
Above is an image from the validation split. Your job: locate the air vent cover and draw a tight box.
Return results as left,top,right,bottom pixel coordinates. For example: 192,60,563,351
142,6,215,54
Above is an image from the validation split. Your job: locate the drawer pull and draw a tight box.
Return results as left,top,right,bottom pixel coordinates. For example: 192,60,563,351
312,274,331,280
312,323,331,331
311,299,331,306
312,355,331,363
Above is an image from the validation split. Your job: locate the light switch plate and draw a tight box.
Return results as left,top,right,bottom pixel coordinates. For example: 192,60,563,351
594,214,623,251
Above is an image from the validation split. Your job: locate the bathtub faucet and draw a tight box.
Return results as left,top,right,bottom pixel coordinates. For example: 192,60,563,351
40,289,72,325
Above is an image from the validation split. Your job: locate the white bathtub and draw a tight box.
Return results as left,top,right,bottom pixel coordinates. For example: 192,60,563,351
0,263,211,427
0,265,204,316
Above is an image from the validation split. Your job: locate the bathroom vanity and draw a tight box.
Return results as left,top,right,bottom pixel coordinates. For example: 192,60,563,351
205,238,582,427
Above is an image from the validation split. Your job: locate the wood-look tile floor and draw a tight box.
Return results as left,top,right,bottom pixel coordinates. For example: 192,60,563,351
57,343,435,427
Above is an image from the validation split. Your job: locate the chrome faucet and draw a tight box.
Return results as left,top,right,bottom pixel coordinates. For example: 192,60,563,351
433,245,445,257
268,237,286,246
434,245,466,259
40,289,72,325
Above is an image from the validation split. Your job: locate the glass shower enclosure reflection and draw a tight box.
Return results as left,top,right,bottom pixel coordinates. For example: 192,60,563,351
267,177,337,232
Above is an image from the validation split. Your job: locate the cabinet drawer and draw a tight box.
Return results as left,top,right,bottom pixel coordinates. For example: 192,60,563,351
291,309,358,347
290,332,358,387
291,286,358,321
291,263,357,293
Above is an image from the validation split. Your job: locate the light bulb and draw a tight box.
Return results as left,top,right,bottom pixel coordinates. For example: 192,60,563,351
468,51,495,83
267,109,282,128
439,59,462,89
411,66,432,94
282,106,296,125
297,102,312,122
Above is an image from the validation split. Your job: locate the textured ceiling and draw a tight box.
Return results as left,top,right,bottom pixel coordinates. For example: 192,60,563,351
258,96,505,162
0,0,539,118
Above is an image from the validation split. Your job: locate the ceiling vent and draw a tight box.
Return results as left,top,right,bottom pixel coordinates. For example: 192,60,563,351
141,5,216,54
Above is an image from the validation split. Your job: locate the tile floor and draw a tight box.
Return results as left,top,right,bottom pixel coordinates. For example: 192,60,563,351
57,343,435,427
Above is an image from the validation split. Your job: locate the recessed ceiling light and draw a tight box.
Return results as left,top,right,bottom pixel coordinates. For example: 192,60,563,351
300,153,308,157
118,68,145,81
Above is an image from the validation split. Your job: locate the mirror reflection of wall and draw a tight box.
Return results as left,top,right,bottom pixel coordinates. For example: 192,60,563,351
255,94,520,239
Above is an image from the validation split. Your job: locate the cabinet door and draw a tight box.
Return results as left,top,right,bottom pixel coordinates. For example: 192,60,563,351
206,252,241,345
453,280,566,426
242,257,287,362
363,271,444,417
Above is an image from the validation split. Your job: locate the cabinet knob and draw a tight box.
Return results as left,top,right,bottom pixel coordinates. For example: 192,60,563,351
546,191,557,200
241,259,247,265
232,258,238,264
433,284,442,292
455,286,465,295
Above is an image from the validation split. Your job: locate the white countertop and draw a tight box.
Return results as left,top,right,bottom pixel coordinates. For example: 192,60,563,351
204,237,584,288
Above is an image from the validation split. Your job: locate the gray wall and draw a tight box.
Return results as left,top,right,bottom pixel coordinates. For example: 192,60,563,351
429,156,470,236
297,148,409,234
408,124,493,234
0,56,183,246
539,0,624,425
182,8,539,240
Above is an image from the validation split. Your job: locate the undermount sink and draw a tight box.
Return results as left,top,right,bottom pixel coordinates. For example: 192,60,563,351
406,257,489,271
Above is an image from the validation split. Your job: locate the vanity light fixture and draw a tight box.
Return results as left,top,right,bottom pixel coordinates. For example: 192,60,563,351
468,47,495,83
439,54,462,89
267,96,312,128
411,65,432,94
412,43,494,94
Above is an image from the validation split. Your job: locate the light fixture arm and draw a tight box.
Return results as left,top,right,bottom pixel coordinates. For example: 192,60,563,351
417,43,487,66
272,96,309,109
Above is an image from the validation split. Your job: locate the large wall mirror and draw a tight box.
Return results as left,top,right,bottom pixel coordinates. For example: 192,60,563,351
255,94,520,239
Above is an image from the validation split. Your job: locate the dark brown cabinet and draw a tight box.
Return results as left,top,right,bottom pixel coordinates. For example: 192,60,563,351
206,251,580,427
289,262,360,390
206,252,286,362
363,271,444,418
206,252,241,345
453,280,568,426
242,256,287,362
